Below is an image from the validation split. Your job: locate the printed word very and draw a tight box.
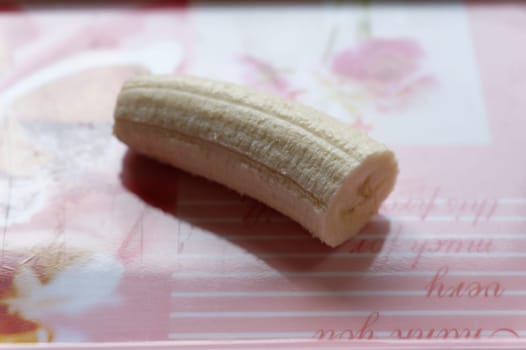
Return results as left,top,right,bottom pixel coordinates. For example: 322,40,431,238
426,266,504,298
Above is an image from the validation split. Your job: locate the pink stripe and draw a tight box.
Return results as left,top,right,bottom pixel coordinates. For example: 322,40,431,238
181,220,526,237
177,200,526,219
173,235,526,255
379,201,524,219
172,276,524,293
15,339,526,349
484,206,526,217
177,203,277,218
376,221,526,234
172,295,522,312
177,256,378,273
176,238,333,254
173,255,526,272
184,221,305,236
176,210,526,226
169,314,523,334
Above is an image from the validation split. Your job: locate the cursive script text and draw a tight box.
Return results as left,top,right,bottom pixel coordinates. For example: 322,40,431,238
426,266,504,298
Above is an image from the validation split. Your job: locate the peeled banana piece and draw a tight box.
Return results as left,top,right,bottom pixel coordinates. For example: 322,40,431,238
113,75,398,247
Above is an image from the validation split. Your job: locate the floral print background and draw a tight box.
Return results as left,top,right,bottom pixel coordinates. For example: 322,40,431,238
189,2,489,144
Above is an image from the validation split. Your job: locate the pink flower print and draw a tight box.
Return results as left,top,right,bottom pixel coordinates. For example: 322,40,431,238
240,55,304,100
332,38,430,99
350,117,373,132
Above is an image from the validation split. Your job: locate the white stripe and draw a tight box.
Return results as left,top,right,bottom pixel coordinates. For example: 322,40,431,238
168,332,314,339
174,251,526,259
176,198,526,205
177,199,244,205
499,198,526,204
181,217,243,223
171,290,526,297
490,216,526,222
361,233,526,239
221,234,309,241
373,215,526,222
168,331,398,339
180,215,526,224
385,198,447,205
410,252,526,257
171,290,424,298
209,233,526,241
171,270,526,279
182,217,289,223
170,310,526,318
168,330,526,341
388,198,526,206
504,291,526,296
168,330,526,340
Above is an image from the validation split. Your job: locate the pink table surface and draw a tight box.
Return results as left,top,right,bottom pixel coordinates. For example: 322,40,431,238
1,1,526,349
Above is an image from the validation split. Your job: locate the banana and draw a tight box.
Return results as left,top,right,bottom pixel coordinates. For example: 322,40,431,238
113,75,398,247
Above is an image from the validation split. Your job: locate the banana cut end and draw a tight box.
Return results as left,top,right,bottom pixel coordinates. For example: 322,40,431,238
322,150,398,247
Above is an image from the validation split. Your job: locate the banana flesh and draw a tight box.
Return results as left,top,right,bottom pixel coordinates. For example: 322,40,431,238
113,75,398,247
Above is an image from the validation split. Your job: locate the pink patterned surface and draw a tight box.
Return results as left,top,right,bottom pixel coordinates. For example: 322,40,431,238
1,1,526,349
